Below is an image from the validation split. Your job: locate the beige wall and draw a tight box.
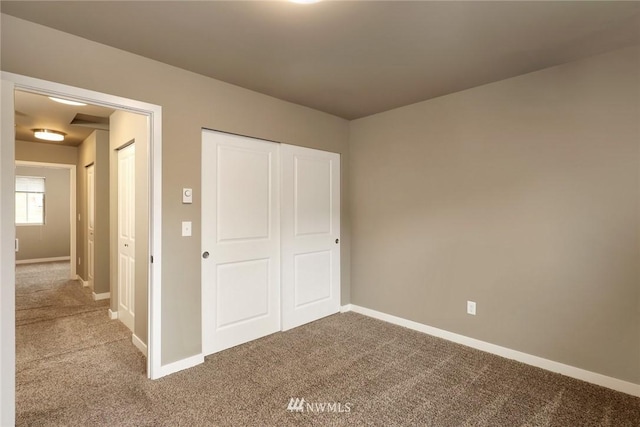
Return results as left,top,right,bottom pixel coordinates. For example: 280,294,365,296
350,46,640,384
95,132,110,295
0,14,351,365
76,130,110,294
109,110,149,344
15,165,70,261
15,140,77,165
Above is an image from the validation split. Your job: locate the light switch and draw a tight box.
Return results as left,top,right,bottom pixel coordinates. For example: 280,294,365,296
182,221,192,237
183,188,193,204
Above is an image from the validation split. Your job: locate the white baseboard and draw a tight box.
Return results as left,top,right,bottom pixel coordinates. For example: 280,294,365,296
92,291,110,301
76,275,89,288
340,304,352,313
16,256,70,265
132,334,148,357
159,353,204,378
108,309,118,320
346,304,640,398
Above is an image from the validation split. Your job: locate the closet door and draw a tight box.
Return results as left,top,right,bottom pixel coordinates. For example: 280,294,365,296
201,130,280,355
281,144,340,331
117,144,136,332
86,164,95,291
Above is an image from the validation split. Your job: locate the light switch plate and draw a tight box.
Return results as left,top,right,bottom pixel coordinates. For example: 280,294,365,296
182,188,193,204
182,221,192,237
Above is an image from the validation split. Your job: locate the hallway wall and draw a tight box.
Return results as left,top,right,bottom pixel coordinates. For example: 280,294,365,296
76,130,110,294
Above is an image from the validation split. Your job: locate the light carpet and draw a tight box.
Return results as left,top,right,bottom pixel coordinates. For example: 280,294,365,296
16,261,640,426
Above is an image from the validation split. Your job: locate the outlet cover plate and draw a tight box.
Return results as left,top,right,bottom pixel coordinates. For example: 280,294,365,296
467,301,476,315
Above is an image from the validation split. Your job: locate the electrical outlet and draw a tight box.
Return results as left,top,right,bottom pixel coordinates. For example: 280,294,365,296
467,301,476,316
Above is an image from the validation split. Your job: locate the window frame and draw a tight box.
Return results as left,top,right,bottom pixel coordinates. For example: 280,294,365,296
15,175,46,226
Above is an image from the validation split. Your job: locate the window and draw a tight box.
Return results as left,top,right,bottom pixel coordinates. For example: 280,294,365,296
15,176,45,225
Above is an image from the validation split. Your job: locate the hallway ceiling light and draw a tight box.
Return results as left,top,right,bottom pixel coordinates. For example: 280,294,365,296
48,96,87,106
290,0,321,4
33,129,66,142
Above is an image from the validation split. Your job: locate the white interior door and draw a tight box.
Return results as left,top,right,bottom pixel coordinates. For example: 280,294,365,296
86,164,95,290
202,130,280,355
281,144,340,331
117,143,135,332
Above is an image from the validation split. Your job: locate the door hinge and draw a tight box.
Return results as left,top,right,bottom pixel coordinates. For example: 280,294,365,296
150,255,154,263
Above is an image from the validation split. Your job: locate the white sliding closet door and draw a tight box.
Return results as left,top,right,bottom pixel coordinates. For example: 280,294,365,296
201,130,280,355
281,144,340,331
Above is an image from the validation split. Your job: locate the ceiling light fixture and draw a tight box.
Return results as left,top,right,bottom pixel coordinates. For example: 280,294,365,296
33,129,66,142
290,0,321,4
48,96,87,106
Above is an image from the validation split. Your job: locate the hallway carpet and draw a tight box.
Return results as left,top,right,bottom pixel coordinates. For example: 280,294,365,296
16,262,640,426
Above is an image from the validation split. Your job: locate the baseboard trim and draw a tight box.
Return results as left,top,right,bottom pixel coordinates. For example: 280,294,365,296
346,304,640,397
340,304,352,313
159,353,204,378
132,334,148,357
76,275,89,288
16,256,70,265
108,309,118,320
92,291,110,301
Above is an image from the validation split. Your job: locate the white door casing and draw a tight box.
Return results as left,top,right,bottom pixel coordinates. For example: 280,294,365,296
3,72,163,391
202,130,280,355
281,144,340,330
86,164,95,290
118,143,135,332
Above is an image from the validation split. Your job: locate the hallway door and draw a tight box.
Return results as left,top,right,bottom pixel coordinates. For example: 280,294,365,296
117,143,135,332
86,164,95,290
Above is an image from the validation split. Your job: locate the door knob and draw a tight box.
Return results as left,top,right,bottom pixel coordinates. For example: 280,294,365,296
202,251,210,259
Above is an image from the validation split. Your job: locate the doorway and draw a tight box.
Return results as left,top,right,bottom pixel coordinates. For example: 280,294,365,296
1,72,164,423
14,160,77,281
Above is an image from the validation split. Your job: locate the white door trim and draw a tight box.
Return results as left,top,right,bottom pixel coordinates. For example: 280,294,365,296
1,71,164,425
1,78,17,426
15,160,77,280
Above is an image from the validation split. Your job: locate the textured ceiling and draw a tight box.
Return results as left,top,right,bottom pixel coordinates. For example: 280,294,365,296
2,1,640,119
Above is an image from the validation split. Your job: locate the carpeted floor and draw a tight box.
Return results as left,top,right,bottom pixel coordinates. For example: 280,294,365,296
16,261,640,426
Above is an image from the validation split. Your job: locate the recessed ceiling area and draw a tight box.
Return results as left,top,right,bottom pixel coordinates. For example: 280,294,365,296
2,1,640,119
14,91,115,146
